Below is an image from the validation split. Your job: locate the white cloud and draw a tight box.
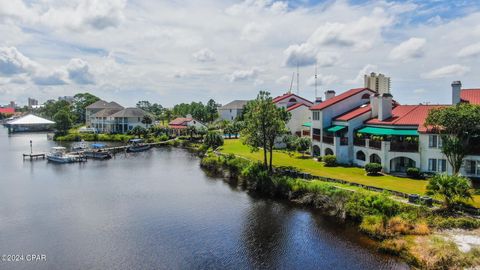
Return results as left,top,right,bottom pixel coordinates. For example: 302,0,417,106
316,52,339,68
457,42,480,58
241,22,269,42
347,64,378,84
389,37,426,61
66,58,95,84
275,75,291,85
306,74,338,86
422,64,470,79
229,68,260,82
283,43,316,67
192,48,215,62
226,0,287,16
0,47,38,75
32,69,68,85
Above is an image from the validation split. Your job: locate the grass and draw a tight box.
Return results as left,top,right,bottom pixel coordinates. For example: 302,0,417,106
220,139,480,207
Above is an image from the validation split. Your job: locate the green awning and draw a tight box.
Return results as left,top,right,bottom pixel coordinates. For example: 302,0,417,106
302,122,312,127
357,127,418,136
326,125,347,132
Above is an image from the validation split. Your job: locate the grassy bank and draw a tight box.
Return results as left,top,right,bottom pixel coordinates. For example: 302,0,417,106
54,132,135,142
200,153,480,269
219,139,480,207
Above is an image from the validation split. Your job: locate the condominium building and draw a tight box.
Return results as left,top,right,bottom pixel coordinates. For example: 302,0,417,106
309,81,480,178
364,72,391,95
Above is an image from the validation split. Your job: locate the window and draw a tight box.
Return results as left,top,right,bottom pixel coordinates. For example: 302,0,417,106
356,151,366,161
465,160,477,175
428,135,437,148
313,111,320,121
438,159,447,172
428,158,437,171
312,128,321,135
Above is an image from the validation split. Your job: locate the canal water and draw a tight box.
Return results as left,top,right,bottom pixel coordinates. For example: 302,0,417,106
0,127,408,270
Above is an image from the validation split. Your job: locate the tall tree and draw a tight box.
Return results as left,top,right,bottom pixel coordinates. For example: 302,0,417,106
72,93,100,123
141,115,153,128
206,99,218,122
425,103,480,174
241,91,289,172
53,110,73,134
40,100,72,120
136,101,163,118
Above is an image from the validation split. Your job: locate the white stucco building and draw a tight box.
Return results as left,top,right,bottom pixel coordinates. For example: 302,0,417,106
309,81,480,178
218,100,249,121
273,92,313,136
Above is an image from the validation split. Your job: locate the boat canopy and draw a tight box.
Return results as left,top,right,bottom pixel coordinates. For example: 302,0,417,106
129,139,143,143
91,143,106,149
357,127,419,136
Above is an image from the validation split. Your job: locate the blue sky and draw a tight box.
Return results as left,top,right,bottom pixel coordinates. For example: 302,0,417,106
1,0,480,107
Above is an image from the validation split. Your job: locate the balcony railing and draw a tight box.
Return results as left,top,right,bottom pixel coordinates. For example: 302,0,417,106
340,137,348,145
312,134,321,142
369,140,381,150
354,138,366,147
390,141,419,152
468,145,480,155
323,136,334,145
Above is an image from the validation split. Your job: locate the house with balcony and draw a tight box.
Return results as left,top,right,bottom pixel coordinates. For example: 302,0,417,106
273,92,313,136
310,81,480,178
85,100,124,127
218,100,249,121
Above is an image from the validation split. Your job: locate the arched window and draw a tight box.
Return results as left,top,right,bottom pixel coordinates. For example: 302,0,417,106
356,151,366,161
288,98,297,103
370,153,381,164
325,148,334,156
312,145,321,157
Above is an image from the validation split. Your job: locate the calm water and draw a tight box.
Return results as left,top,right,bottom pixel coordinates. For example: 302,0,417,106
0,127,407,270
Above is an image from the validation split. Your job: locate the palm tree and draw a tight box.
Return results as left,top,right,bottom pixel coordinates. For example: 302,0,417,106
426,173,473,209
141,115,153,128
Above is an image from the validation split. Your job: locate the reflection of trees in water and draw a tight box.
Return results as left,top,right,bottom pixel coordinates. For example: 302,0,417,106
240,198,292,269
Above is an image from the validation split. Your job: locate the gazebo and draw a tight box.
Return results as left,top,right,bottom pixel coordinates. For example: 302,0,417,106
6,114,55,133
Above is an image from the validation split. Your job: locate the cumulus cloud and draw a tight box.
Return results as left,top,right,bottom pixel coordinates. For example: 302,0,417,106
66,58,95,84
306,74,338,86
389,37,426,61
226,0,288,16
241,22,269,42
1,0,126,31
457,42,480,58
32,70,68,85
283,43,316,67
316,52,339,68
229,67,260,82
347,64,378,84
0,47,37,75
192,48,215,62
422,64,470,79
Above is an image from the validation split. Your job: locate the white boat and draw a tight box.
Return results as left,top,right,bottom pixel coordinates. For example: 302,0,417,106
46,147,77,163
84,143,112,159
71,141,87,152
127,139,151,152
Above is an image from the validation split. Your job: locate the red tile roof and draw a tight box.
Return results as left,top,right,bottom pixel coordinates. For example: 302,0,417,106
272,92,313,105
286,103,309,111
0,108,15,114
169,117,192,126
365,105,446,132
334,105,371,121
310,88,374,110
461,89,480,104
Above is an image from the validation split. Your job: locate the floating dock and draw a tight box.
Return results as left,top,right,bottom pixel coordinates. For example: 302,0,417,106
23,153,46,160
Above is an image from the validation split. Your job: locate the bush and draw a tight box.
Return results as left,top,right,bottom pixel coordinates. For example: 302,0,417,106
428,216,480,229
323,155,337,167
203,131,224,150
346,191,401,220
360,215,385,237
365,163,382,175
406,167,421,179
379,239,408,255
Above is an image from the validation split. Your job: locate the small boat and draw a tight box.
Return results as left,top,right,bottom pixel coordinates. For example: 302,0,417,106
46,147,77,163
127,139,151,152
84,143,112,159
71,141,87,152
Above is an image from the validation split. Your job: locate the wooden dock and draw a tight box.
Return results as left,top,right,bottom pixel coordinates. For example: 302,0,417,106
23,153,46,160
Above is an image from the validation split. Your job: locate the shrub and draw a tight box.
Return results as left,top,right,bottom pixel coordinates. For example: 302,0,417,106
426,173,473,209
346,191,401,220
360,215,385,237
412,221,431,235
203,131,224,150
429,216,480,229
365,163,382,175
158,134,169,141
386,216,411,235
379,239,408,255
241,162,273,193
323,155,337,167
406,167,421,179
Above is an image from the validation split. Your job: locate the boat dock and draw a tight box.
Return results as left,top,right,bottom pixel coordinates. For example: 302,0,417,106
23,153,46,160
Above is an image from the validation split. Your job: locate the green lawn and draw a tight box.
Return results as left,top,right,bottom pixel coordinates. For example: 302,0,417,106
220,139,480,207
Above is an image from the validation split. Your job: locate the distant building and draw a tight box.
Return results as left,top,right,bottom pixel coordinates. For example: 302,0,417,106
28,98,39,108
364,72,390,94
85,100,124,127
5,114,55,133
169,116,206,135
8,101,16,109
58,96,74,103
218,100,249,121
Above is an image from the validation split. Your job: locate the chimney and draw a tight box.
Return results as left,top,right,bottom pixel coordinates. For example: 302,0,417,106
314,97,323,105
370,93,380,118
324,90,335,100
378,93,393,121
452,81,462,104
